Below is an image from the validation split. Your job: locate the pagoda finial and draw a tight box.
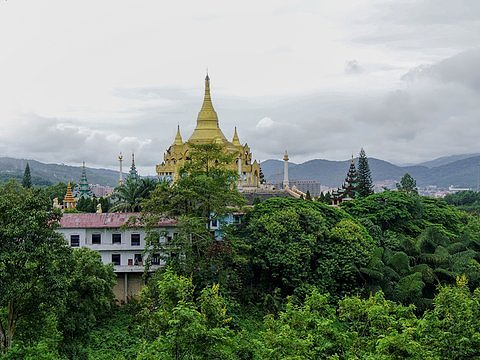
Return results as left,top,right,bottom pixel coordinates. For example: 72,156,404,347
196,72,218,126
232,126,241,146
174,125,183,145
77,161,92,199
129,152,139,179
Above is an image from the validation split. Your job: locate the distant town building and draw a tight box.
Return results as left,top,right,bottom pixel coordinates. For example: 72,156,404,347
90,184,114,197
274,179,323,197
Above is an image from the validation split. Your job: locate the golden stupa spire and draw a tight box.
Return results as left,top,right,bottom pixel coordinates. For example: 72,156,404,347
63,181,76,209
232,126,241,146
188,73,229,144
174,125,183,145
197,73,219,126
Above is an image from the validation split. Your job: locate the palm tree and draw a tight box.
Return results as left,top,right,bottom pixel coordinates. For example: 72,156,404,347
110,177,157,212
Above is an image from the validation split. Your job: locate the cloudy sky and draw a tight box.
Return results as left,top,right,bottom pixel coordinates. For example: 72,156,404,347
0,0,479,174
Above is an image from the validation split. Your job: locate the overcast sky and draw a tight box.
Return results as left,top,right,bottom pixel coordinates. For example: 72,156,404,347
0,0,479,174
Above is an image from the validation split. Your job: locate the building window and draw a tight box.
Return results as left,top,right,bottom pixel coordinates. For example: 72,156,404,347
70,235,80,247
131,234,140,246
112,254,121,266
151,253,161,265
233,215,241,224
112,233,121,244
134,254,143,266
92,233,101,245
211,219,218,228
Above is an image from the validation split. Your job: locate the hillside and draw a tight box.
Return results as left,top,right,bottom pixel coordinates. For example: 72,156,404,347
0,157,124,187
261,155,480,189
417,153,480,168
2,154,479,189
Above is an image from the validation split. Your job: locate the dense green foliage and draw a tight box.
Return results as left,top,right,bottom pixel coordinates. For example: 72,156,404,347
110,177,157,212
445,190,480,214
3,165,480,359
239,198,374,299
0,181,115,358
341,191,480,311
76,197,111,213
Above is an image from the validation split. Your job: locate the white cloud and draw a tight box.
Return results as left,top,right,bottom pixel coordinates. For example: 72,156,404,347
256,117,275,129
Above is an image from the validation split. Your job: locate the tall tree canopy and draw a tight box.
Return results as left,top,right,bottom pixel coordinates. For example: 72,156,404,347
142,143,245,286
0,181,70,352
21,163,32,188
110,177,157,212
357,148,374,197
239,198,375,299
397,173,418,194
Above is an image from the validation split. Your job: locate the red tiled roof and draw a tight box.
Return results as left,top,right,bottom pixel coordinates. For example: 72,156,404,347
59,212,177,229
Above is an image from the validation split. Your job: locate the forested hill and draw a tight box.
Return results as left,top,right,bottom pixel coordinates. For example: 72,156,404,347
0,157,123,187
2,154,480,188
262,155,480,188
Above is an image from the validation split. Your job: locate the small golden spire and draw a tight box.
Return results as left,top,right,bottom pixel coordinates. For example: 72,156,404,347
63,181,76,209
174,125,183,145
232,126,241,146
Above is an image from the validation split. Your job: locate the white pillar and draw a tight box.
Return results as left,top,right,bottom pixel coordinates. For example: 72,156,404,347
283,150,289,189
118,153,123,185
238,157,242,177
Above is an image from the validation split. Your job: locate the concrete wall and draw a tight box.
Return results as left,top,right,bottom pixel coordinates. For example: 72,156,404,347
113,272,146,303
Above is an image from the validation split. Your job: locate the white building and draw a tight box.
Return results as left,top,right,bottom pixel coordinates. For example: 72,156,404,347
58,212,177,302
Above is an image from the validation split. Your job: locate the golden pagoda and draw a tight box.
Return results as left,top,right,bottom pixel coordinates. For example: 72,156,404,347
63,181,77,209
156,75,261,188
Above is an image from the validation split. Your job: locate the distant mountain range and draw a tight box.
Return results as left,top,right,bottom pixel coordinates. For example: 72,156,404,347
0,157,122,187
261,155,480,189
1,154,479,189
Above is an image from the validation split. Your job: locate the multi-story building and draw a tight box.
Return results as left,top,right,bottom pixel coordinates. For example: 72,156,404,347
58,212,177,303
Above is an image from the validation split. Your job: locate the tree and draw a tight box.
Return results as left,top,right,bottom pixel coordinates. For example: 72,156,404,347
397,173,418,194
258,291,344,359
242,198,374,297
57,248,116,358
138,269,235,360
110,177,157,212
305,190,312,200
0,181,71,353
22,163,32,188
357,148,374,197
42,182,69,204
142,143,245,285
419,276,480,359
